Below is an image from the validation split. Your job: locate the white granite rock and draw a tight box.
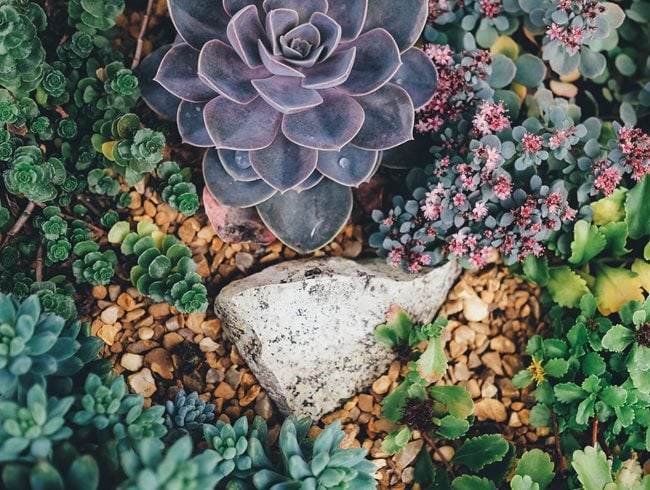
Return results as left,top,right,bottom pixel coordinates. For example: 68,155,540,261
215,257,461,420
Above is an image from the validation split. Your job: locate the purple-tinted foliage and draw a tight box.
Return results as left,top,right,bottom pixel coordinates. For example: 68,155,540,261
140,0,437,252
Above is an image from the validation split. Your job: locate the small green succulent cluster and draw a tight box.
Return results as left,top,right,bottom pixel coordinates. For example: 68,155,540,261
3,145,66,203
0,294,101,397
72,241,116,286
29,280,78,321
158,161,200,217
36,206,91,266
514,295,650,458
0,1,46,97
94,113,165,185
164,389,215,436
108,221,208,314
68,0,125,34
375,309,474,454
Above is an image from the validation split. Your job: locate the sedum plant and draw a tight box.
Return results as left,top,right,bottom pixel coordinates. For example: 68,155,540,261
0,294,101,397
118,437,221,490
68,0,125,34
164,389,215,436
375,309,474,454
0,384,73,462
142,0,438,252
513,294,650,457
571,445,650,490
157,161,200,217
72,241,117,286
108,221,208,313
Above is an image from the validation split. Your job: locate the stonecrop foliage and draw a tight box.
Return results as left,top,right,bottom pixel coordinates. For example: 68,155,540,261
0,0,203,316
0,294,376,490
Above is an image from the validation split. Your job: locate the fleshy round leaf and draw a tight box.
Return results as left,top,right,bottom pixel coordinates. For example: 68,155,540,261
310,12,343,61
256,178,353,253
168,0,230,49
251,76,323,114
259,40,304,77
178,101,213,147
362,0,428,51
250,133,318,191
199,40,269,104
282,89,365,150
203,149,276,207
138,45,181,120
155,43,217,102
226,5,265,68
223,0,264,16
302,48,357,90
263,0,327,22
219,149,260,181
390,47,438,109
327,0,368,41
514,54,546,87
317,146,378,186
487,54,516,89
266,8,300,56
351,83,415,150
293,171,324,192
204,96,282,150
340,28,401,96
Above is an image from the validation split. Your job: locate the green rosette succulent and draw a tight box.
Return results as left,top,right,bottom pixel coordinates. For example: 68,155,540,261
164,390,215,435
250,418,377,490
158,161,200,217
204,416,253,481
87,168,120,196
39,209,68,241
29,281,77,321
3,146,64,202
0,384,73,462
109,221,208,314
68,0,125,34
112,401,167,444
72,241,117,286
0,294,102,396
118,437,221,490
0,1,46,97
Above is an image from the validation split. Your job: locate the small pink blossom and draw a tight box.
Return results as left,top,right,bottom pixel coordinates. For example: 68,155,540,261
594,167,622,196
522,133,543,154
493,175,512,199
473,101,510,136
472,201,489,220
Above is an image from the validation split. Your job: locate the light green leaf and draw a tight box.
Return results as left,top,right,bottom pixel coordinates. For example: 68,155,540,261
417,334,448,382
453,435,510,471
600,222,630,257
381,427,412,455
593,264,645,315
571,446,613,490
569,220,607,265
554,382,587,403
543,358,569,378
515,449,554,489
547,266,590,308
625,175,650,240
452,475,498,490
602,324,635,352
429,386,474,419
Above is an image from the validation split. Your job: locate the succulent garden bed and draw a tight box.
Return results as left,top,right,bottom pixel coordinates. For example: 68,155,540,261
0,0,649,489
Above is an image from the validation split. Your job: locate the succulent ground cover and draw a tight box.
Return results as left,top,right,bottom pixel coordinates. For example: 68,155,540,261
0,0,648,489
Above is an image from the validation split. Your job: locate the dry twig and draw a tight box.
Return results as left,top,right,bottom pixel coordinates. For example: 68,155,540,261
1,201,36,248
131,0,155,70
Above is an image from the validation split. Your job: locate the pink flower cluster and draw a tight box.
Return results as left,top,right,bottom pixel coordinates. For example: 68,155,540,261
545,0,606,54
472,101,511,136
479,0,502,18
592,126,650,196
522,133,543,154
415,44,491,134
388,246,432,273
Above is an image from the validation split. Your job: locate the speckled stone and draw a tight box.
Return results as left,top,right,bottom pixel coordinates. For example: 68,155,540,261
215,257,460,420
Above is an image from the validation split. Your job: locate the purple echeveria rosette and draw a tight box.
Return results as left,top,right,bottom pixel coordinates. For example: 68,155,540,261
139,0,437,252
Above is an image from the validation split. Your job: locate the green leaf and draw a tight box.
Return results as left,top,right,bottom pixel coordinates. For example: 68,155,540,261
631,260,650,293
512,369,533,388
543,359,568,378
529,404,551,428
434,415,470,439
547,266,590,308
510,475,539,490
571,446,613,490
602,325,635,352
591,188,627,226
413,449,436,487
593,264,645,315
107,221,130,244
514,54,546,87
453,435,509,471
554,383,587,403
381,382,409,424
569,220,607,265
487,55,516,88
382,427,412,455
429,386,474,419
522,255,549,286
451,476,497,490
581,352,606,376
515,449,554,489
29,462,64,490
600,385,627,408
417,334,448,381
625,175,650,240
600,222,630,257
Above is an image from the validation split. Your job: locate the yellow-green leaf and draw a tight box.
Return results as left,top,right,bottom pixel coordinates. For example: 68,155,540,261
591,188,626,225
569,220,607,265
593,264,645,315
491,35,519,59
547,266,590,308
631,259,650,293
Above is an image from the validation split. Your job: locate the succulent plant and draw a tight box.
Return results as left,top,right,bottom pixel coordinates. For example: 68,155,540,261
142,0,438,252
3,145,65,202
68,0,125,34
0,384,73,461
0,1,47,97
158,161,200,217
118,437,221,490
72,241,117,286
0,294,101,397
29,281,77,321
251,418,377,489
204,416,253,481
164,389,215,435
108,221,208,314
